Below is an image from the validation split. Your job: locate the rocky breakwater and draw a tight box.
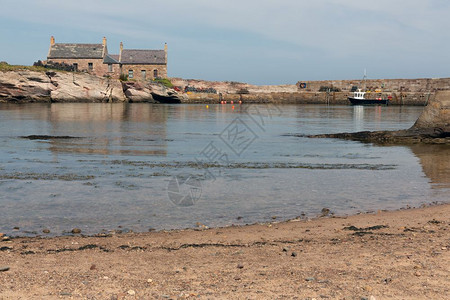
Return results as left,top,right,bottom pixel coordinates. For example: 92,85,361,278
310,91,450,144
0,70,126,102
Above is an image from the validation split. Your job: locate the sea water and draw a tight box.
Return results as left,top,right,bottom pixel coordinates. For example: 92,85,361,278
0,103,448,236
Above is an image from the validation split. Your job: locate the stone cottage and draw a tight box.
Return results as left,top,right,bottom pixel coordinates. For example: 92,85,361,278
46,36,167,80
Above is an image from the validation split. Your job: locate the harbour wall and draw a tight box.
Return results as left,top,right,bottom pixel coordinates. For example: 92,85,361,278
297,78,450,93
183,91,435,106
172,77,450,105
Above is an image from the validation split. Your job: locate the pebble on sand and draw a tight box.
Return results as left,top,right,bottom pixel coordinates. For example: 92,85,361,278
0,266,10,272
321,208,331,217
72,228,82,234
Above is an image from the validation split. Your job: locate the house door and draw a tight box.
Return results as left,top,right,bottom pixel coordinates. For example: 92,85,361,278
141,70,146,80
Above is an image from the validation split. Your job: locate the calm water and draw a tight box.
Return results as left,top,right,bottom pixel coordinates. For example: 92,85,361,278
0,103,449,236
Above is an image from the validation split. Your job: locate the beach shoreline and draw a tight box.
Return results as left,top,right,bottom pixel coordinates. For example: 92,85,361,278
1,202,448,299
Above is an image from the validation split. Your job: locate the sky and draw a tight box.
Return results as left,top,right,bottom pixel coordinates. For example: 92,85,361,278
1,0,449,85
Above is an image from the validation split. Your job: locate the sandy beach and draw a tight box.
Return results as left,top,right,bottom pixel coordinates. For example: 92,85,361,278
0,203,448,299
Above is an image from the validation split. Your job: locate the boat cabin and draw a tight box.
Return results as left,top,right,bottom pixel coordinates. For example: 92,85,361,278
353,89,366,99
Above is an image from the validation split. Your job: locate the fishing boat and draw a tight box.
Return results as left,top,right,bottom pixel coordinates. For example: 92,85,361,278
348,89,389,105
348,70,389,105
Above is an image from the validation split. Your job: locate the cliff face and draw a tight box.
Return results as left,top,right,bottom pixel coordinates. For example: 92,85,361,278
0,70,126,102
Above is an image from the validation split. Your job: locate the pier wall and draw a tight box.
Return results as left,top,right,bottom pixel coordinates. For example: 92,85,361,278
184,91,435,106
173,77,450,105
297,78,450,93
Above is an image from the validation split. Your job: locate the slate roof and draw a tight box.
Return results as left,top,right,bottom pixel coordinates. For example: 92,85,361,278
48,43,104,59
103,54,119,64
120,49,166,65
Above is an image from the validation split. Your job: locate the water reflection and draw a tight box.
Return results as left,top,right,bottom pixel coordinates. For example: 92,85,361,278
409,144,450,189
16,103,169,156
353,106,364,132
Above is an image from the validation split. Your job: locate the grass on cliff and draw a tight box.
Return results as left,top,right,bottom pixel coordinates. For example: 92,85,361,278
0,62,48,72
154,78,174,88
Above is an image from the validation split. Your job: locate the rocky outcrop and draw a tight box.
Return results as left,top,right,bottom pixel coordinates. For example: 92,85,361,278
0,70,126,102
49,72,126,102
412,90,450,130
170,78,297,94
122,82,156,103
122,81,188,103
0,71,53,101
0,70,188,103
309,91,450,144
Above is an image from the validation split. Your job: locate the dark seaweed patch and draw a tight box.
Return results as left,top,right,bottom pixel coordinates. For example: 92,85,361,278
21,135,81,140
344,225,389,231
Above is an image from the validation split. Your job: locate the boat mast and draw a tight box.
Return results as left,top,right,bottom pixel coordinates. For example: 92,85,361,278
363,69,367,91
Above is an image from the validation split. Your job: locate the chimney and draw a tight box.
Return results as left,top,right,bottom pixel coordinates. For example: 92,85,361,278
102,36,107,57
119,42,123,62
48,36,55,59
164,42,168,64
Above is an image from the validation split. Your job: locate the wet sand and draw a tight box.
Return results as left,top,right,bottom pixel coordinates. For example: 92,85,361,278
0,203,449,299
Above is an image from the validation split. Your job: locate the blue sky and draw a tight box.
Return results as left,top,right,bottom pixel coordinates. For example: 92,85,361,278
1,0,449,85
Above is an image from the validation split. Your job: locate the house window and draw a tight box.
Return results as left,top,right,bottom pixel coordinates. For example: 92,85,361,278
141,70,146,80
108,64,113,72
128,70,134,79
88,63,93,71
153,69,158,78
73,63,78,71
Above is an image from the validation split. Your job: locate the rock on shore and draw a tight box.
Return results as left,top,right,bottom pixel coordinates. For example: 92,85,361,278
413,90,450,130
